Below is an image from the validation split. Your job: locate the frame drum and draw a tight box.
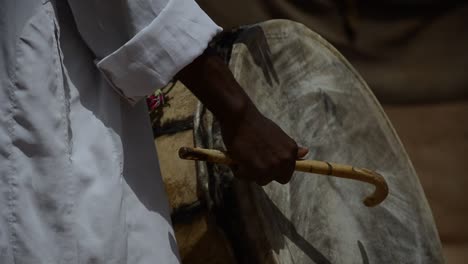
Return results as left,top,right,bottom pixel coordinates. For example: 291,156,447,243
193,20,444,263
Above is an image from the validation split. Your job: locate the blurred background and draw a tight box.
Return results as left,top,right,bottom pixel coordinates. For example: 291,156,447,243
193,0,468,262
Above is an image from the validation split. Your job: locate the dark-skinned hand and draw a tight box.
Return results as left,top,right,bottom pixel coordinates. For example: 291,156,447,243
177,52,308,185
220,104,308,185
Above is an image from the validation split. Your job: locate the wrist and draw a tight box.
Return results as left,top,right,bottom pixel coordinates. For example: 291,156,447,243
178,52,259,123
215,95,257,124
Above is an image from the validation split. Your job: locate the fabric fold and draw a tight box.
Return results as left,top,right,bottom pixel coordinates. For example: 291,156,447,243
97,0,222,105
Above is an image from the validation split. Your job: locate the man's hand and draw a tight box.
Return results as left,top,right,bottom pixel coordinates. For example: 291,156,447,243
220,104,309,185
177,52,308,185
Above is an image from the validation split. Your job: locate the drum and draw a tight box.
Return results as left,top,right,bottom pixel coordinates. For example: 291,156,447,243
151,82,236,263
192,20,444,263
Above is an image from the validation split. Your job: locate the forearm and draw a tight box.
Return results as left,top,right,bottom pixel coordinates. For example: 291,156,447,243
176,52,257,122
176,50,306,185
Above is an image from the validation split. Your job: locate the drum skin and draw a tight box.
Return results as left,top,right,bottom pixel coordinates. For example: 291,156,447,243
153,82,236,264
195,20,444,263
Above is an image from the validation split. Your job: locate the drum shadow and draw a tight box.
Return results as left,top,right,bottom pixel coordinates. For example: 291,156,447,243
234,26,279,87
246,187,373,264
250,186,332,264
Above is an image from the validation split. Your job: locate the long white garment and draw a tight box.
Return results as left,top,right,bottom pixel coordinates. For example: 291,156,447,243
0,0,221,263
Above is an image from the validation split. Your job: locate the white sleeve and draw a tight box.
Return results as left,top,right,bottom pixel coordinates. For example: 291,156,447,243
67,0,222,104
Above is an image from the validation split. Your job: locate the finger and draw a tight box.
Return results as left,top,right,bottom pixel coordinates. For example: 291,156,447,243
275,158,296,185
255,177,272,186
251,163,274,186
297,146,309,159
276,170,294,184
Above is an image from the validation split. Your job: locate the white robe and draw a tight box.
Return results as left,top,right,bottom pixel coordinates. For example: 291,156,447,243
0,0,221,263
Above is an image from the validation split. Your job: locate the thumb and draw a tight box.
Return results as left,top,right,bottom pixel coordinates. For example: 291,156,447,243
297,146,309,159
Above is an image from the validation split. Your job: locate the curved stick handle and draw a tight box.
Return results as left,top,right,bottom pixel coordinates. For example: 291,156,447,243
178,147,389,207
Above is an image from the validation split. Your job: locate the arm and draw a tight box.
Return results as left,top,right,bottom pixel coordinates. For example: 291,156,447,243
67,0,222,104
67,0,306,184
177,52,308,185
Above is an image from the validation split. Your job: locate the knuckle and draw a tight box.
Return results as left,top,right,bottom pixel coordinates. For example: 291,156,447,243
276,177,289,185
256,179,271,186
277,173,293,185
289,140,298,151
277,155,295,170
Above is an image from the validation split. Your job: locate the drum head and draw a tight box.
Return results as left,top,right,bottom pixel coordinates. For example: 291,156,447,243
195,20,444,263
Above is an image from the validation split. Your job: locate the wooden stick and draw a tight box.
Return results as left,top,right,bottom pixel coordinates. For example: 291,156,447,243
178,147,389,207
